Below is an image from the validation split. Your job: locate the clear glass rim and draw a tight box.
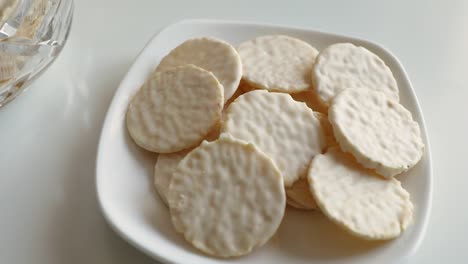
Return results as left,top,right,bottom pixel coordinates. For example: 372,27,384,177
0,0,74,108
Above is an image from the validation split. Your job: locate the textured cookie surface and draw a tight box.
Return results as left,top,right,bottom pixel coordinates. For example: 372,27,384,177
238,35,318,93
285,177,317,210
308,147,413,240
156,37,242,101
154,150,189,206
126,64,223,153
285,112,334,210
329,88,424,177
223,90,325,186
168,135,285,257
154,126,222,206
313,43,399,106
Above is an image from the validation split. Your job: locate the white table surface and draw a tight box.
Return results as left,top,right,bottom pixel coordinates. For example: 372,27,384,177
0,0,466,263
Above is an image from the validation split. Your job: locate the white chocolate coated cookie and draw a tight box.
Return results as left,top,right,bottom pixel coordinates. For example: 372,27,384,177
168,135,285,257
126,64,223,153
313,43,399,106
308,147,413,240
156,37,242,102
223,90,326,186
329,88,424,177
154,150,190,206
238,35,318,93
154,126,223,206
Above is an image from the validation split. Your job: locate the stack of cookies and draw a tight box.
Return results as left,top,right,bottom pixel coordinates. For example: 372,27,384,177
126,35,424,257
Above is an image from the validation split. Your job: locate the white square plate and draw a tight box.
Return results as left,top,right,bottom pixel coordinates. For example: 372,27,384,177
96,19,432,264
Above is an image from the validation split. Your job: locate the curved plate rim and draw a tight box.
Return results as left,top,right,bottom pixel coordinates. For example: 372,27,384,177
95,19,433,264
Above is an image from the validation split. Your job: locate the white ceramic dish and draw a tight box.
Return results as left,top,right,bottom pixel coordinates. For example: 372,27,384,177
96,19,432,264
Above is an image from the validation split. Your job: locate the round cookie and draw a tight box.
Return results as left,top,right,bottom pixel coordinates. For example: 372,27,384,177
313,43,399,106
329,88,424,178
154,150,190,206
285,177,317,210
222,90,326,187
308,147,413,240
156,37,242,102
238,35,318,93
285,112,335,210
126,64,223,153
168,135,285,257
153,127,222,207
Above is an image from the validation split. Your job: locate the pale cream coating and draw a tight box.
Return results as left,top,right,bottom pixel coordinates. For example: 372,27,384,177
238,35,318,93
168,135,285,257
222,90,325,186
329,88,424,177
156,37,242,102
313,43,399,106
126,64,223,153
308,147,413,240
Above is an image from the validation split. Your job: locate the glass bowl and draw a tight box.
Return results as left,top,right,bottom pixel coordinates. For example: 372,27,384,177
0,0,73,107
